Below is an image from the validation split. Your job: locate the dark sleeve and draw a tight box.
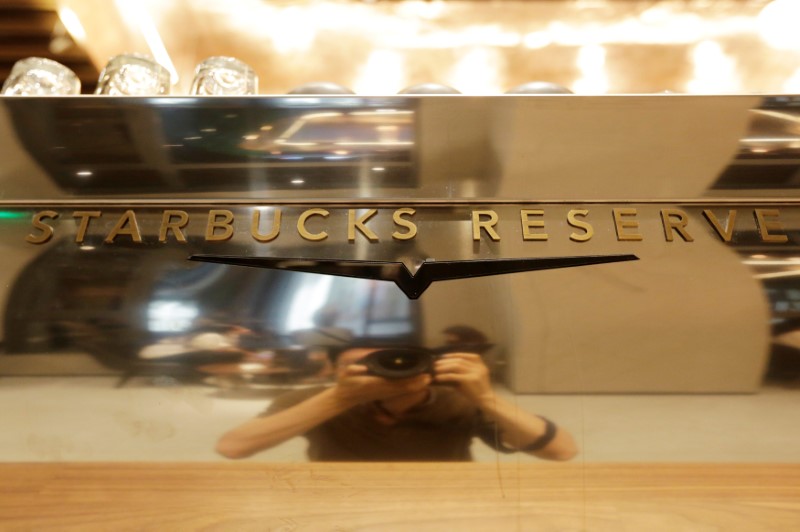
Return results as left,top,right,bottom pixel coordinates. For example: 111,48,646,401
260,386,328,417
473,415,517,454
474,414,559,454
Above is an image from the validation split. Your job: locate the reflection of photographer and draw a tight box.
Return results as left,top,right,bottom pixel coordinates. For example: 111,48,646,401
216,346,578,461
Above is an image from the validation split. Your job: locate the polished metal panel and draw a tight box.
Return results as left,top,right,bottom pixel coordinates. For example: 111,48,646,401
2,95,799,201
1,95,800,463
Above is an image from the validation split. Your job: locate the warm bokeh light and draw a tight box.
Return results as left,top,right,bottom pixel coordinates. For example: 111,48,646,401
354,50,405,95
448,48,503,95
757,0,800,51
52,0,800,94
785,67,800,93
58,7,87,43
113,0,179,85
686,40,740,94
573,44,609,95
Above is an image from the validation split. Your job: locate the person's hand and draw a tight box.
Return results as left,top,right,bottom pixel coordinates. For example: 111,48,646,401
333,363,431,408
433,353,493,405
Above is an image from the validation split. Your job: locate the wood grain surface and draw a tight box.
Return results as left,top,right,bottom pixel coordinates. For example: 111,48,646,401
1,463,799,531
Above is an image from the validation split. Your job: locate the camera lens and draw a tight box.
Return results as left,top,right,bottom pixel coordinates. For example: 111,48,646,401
363,348,434,379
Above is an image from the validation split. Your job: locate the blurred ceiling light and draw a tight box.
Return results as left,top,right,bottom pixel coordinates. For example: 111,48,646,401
226,2,346,53
299,112,343,121
754,110,798,121
576,44,605,72
274,112,343,141
114,0,179,84
399,82,460,94
448,48,502,94
686,40,740,94
754,270,800,280
638,6,670,24
784,67,800,93
745,259,800,265
58,7,87,43
523,31,552,49
285,274,334,332
354,50,405,95
388,10,752,50
463,25,521,48
743,137,799,143
397,0,445,20
757,0,800,51
541,11,749,47
270,6,318,54
573,44,609,94
336,141,412,146
48,22,73,55
384,25,520,50
189,0,758,59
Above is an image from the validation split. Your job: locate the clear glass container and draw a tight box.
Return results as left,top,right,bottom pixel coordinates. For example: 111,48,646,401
95,54,170,96
1,57,81,95
190,56,258,95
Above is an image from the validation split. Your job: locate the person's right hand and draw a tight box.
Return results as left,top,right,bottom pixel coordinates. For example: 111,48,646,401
333,363,431,408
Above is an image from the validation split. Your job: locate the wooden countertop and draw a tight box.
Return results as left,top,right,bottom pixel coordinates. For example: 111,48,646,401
1,463,799,530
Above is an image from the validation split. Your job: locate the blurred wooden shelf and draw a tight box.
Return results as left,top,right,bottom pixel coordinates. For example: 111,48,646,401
0,0,99,93
1,463,799,530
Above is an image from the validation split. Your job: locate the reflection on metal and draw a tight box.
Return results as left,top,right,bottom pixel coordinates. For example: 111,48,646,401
4,93,800,463
0,94,798,400
288,82,355,95
399,83,461,94
188,254,639,299
505,82,573,95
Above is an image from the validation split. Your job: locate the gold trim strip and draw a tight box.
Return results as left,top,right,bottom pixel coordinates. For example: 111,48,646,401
2,198,800,207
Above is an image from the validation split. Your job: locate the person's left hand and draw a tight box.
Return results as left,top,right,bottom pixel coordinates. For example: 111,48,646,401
433,353,493,405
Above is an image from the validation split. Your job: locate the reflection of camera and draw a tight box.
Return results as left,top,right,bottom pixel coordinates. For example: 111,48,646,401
362,348,436,379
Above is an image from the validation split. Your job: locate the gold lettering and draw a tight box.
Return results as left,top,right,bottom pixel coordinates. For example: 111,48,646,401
105,210,143,244
702,209,737,242
73,211,102,244
661,209,694,242
472,210,500,241
392,208,417,240
567,209,594,242
159,210,189,243
298,209,329,241
613,208,643,241
755,209,789,243
251,208,281,243
348,209,379,242
205,210,235,242
520,209,548,241
26,210,59,244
